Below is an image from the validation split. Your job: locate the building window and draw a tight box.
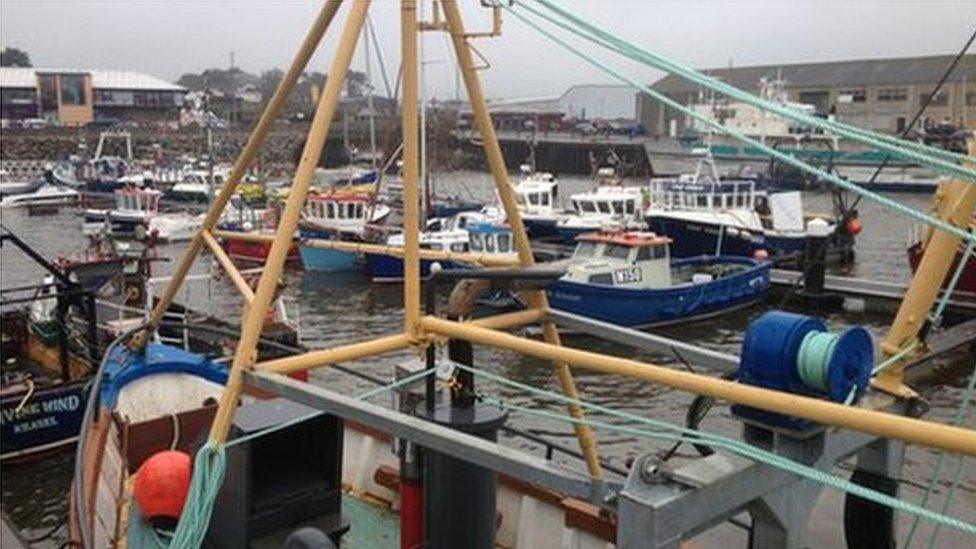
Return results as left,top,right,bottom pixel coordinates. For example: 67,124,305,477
838,89,866,104
877,88,908,102
39,75,58,112
0,88,36,105
60,75,87,106
94,90,135,106
922,90,948,107
967,92,976,107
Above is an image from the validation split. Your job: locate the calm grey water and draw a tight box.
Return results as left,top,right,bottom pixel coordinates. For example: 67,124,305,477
2,172,973,545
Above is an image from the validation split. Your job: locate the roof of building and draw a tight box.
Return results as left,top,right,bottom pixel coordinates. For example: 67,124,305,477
650,54,976,95
0,67,185,92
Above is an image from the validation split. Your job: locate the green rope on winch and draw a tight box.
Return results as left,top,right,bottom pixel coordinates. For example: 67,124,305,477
796,331,840,393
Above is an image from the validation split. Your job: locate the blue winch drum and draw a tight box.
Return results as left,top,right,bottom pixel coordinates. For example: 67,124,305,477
738,311,826,396
738,310,873,403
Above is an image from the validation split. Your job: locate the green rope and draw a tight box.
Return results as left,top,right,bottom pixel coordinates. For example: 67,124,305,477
529,0,976,180
796,331,840,392
930,231,976,325
872,340,920,376
504,3,976,245
904,355,976,546
168,443,226,549
452,362,976,535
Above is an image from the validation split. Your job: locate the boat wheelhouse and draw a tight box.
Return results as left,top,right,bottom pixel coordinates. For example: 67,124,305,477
555,183,645,244
643,172,854,260
368,212,512,282
548,229,771,327
299,187,391,272
83,187,162,237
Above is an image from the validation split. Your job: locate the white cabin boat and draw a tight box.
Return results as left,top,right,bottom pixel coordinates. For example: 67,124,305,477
555,168,645,243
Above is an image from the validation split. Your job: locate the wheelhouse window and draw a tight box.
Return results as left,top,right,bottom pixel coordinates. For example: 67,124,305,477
497,233,512,252
604,244,631,260
597,201,611,214
469,234,484,252
450,242,467,252
573,241,598,258
624,200,635,214
528,193,540,206
579,201,596,213
636,244,666,260
540,193,550,206
696,195,708,208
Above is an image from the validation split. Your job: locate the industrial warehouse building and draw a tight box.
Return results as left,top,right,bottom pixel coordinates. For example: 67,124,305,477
0,67,185,126
636,54,976,137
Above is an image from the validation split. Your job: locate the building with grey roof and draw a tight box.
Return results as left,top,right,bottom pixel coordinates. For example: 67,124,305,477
636,54,976,137
0,67,186,126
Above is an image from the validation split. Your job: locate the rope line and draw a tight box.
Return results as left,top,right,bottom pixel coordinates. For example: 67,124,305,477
529,0,976,178
452,362,976,535
504,2,976,246
904,355,976,546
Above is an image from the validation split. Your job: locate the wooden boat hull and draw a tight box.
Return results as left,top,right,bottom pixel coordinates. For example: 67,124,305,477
548,256,772,328
70,345,614,548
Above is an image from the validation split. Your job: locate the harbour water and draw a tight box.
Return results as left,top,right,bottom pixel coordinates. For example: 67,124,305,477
1,171,973,546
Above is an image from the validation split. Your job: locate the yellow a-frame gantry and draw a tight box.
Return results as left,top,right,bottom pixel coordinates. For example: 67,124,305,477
133,0,976,468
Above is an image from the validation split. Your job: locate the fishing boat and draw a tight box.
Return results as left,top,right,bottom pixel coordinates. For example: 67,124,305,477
83,187,162,238
218,201,302,265
367,213,512,282
554,168,645,244
643,161,855,260
0,168,44,199
482,165,563,239
547,229,771,327
0,183,79,208
0,228,109,462
299,186,391,272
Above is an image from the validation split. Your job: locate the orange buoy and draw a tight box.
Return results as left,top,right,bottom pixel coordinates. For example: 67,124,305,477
846,218,863,236
134,450,192,526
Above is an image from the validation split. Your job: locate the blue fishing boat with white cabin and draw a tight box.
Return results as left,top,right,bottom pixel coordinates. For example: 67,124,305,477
547,230,771,328
368,214,516,282
299,187,391,272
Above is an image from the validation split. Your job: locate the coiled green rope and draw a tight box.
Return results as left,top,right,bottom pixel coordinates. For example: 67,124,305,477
796,331,840,392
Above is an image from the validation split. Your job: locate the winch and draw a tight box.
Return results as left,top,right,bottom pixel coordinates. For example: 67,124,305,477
733,310,874,430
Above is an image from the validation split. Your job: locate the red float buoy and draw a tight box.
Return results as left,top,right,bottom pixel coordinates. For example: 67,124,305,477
134,450,192,527
846,218,863,235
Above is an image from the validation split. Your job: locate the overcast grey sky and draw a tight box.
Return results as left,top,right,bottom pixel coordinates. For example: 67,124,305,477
2,1,974,100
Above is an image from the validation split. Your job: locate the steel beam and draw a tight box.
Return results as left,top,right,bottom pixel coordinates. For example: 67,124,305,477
547,310,739,371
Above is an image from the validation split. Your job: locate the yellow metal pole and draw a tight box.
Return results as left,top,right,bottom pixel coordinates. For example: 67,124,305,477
209,1,372,444
257,334,412,375
201,230,255,304
213,229,520,267
132,0,344,349
421,316,976,457
874,142,976,397
401,0,422,342
440,0,602,478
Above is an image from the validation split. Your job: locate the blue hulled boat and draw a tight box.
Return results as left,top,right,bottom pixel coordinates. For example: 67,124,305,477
298,187,391,272
547,230,771,328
